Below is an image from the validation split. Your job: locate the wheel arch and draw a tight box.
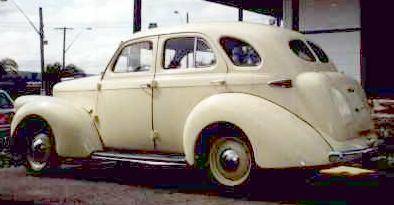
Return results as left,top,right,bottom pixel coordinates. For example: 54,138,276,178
11,96,103,158
183,93,332,168
193,121,254,168
11,114,52,156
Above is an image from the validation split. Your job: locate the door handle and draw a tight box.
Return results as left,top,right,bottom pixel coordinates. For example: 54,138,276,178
140,81,158,89
210,80,226,86
97,82,102,91
140,83,152,89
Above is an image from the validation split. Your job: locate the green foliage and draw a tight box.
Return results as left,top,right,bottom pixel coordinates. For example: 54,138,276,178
0,58,18,75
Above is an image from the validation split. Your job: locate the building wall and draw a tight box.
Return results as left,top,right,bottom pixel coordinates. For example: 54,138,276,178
298,0,361,81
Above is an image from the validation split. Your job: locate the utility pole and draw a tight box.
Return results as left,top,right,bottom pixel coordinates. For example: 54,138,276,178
174,10,190,24
238,0,243,21
0,0,48,95
133,0,141,33
54,27,74,71
39,7,46,95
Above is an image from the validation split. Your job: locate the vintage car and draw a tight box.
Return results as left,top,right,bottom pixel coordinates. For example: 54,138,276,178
10,22,378,188
0,90,14,149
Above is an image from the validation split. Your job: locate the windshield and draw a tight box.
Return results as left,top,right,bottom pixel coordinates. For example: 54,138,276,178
0,93,13,109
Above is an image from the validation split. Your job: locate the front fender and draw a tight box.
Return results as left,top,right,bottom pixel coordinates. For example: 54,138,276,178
11,96,103,158
183,93,333,168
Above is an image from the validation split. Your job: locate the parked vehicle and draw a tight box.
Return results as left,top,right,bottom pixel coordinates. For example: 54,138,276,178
0,90,14,150
10,23,378,188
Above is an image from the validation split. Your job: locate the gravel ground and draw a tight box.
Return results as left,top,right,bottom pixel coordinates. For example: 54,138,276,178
0,160,392,205
0,164,296,205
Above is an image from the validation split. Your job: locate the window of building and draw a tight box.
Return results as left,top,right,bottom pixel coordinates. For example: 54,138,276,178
163,37,216,70
113,41,153,73
220,37,261,67
289,40,316,62
307,41,329,63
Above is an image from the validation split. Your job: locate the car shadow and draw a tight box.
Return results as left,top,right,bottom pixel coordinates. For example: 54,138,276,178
35,161,394,204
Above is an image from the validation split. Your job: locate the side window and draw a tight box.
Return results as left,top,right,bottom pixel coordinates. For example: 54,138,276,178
289,40,316,62
163,37,216,70
220,37,261,67
307,41,329,63
113,41,153,73
196,38,216,67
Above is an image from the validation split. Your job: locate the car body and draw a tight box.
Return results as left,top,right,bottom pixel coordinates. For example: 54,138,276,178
0,90,14,149
10,22,378,187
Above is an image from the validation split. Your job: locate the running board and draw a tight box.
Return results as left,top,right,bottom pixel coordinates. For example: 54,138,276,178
91,151,187,167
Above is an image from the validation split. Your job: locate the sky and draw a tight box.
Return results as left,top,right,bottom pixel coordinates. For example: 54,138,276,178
0,0,273,74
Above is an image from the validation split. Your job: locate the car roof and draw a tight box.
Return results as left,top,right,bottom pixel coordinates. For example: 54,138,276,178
126,22,304,42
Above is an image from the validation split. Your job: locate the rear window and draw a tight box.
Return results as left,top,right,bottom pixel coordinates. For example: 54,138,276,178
0,93,13,109
307,41,329,63
289,40,316,62
220,37,261,67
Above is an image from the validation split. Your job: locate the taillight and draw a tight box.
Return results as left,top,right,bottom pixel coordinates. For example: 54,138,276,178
0,113,8,124
0,112,12,124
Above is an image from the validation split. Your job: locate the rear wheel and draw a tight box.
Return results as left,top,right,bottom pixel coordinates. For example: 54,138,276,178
208,136,253,188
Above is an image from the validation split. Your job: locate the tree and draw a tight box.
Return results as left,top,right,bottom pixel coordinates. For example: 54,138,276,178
62,64,86,78
0,58,25,99
0,58,18,76
44,62,62,95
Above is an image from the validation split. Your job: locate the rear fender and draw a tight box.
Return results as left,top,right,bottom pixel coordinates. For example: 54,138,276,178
183,93,332,168
11,96,103,158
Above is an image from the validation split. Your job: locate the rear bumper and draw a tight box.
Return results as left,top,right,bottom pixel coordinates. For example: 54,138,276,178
328,146,379,165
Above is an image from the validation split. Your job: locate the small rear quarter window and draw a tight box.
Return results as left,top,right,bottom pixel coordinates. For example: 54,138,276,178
289,40,316,62
220,37,261,67
307,41,329,63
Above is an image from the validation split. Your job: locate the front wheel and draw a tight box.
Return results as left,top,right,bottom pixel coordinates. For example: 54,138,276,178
208,137,253,188
25,121,58,174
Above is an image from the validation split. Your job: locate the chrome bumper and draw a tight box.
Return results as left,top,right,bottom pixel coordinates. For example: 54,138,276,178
328,147,379,164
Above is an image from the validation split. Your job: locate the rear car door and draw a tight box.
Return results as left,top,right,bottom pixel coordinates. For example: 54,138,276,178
152,33,228,153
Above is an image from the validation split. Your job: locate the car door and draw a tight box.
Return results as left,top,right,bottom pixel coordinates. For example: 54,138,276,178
153,33,228,153
95,36,157,151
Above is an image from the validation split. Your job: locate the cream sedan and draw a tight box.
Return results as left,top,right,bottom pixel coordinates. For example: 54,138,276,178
10,22,378,188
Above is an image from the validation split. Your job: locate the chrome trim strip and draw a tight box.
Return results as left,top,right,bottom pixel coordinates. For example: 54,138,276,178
92,155,187,167
92,151,187,165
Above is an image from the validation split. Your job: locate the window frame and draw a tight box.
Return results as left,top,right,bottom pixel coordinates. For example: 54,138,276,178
219,36,263,69
161,36,217,72
111,40,154,74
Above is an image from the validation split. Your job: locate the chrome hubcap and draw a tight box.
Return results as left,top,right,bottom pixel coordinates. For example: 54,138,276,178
220,149,240,171
209,137,252,186
28,133,51,171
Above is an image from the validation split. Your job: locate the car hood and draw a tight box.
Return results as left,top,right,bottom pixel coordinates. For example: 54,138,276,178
53,75,100,94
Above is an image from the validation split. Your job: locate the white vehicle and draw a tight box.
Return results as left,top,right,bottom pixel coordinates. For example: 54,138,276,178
11,23,378,188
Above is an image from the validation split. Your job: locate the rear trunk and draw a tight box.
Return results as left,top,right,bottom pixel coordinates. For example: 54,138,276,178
295,71,377,151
